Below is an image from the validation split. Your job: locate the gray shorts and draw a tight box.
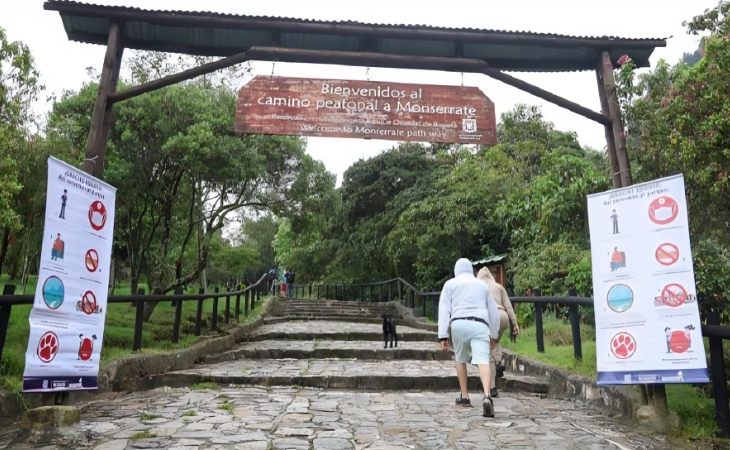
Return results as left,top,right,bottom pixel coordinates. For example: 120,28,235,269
450,319,491,365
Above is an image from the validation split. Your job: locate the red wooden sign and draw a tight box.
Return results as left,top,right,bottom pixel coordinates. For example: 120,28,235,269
235,76,497,145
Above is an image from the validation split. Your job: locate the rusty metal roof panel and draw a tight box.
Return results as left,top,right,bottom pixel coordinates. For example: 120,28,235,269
45,0,667,71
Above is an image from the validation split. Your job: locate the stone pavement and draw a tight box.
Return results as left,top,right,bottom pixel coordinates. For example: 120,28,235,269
3,386,671,450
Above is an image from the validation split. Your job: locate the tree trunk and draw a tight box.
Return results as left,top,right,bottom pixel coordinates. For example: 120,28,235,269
142,287,162,322
0,227,10,275
109,257,116,295
200,267,208,294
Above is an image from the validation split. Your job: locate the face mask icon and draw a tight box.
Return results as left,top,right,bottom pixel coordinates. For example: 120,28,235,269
648,196,678,225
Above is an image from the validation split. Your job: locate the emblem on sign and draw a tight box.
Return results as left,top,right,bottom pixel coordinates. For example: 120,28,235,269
462,118,477,133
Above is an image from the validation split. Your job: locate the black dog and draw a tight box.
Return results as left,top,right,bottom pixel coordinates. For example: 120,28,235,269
381,314,398,349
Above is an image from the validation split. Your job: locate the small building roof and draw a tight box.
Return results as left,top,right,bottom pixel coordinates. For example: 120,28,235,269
472,255,509,265
44,1,666,72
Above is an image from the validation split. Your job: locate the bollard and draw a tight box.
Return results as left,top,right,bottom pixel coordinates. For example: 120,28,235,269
171,287,184,344
133,288,145,351
211,287,219,331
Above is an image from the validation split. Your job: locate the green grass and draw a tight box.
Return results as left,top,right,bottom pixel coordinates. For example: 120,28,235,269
0,275,268,393
140,413,161,421
500,315,597,378
502,316,720,440
181,410,196,417
131,431,156,440
218,399,234,415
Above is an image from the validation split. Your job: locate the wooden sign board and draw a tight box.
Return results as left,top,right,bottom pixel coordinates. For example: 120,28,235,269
235,76,496,145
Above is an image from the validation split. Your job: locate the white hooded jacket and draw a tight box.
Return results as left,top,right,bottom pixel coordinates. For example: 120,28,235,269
438,258,500,341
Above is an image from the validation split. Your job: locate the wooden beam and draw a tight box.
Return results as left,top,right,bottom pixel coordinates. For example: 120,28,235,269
599,51,632,187
596,69,622,188
108,46,611,129
44,1,667,50
84,22,123,178
246,47,612,127
108,51,252,103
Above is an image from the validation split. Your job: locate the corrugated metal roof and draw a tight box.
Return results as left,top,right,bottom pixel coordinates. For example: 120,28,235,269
44,0,666,72
473,255,509,265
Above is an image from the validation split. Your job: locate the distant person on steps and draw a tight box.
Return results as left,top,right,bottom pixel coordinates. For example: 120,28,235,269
438,258,500,418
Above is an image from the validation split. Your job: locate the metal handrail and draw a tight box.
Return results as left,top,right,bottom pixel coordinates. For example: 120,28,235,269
0,272,272,359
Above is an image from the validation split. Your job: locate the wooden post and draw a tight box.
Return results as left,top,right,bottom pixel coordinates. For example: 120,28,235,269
211,287,219,331
595,69,621,189
194,288,204,336
84,22,124,178
171,287,184,344
0,285,15,362
235,285,241,321
133,288,145,351
599,51,632,187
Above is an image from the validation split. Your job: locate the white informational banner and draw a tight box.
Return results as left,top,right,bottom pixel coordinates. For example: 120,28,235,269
22,157,116,392
587,174,709,385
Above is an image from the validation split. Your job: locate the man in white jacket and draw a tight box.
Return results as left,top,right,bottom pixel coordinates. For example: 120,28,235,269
438,258,501,417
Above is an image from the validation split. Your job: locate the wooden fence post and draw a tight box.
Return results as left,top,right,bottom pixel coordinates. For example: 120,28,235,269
133,288,145,351
194,288,204,336
708,310,730,437
225,287,231,324
211,287,219,331
534,289,544,353
0,285,16,362
171,287,184,344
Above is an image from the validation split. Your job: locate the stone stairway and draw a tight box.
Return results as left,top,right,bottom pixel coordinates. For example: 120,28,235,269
150,299,550,394
264,299,398,325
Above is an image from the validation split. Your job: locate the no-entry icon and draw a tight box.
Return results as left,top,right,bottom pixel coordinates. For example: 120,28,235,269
85,249,99,272
648,196,679,225
88,201,107,231
661,283,687,308
81,291,97,315
655,243,679,266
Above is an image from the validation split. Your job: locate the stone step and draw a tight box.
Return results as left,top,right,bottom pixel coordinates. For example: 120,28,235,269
264,317,389,325
250,321,435,342
205,340,450,364
149,358,550,393
269,308,394,315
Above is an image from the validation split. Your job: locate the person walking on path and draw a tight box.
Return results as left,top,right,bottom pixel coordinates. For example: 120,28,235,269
438,258,501,418
476,267,519,398
284,268,296,299
268,266,278,295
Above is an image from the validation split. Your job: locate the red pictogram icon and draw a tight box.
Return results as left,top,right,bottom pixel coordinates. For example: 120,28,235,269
88,201,107,231
81,291,97,315
655,243,680,266
85,249,99,272
78,334,96,361
37,331,59,363
648,196,679,225
661,284,687,308
611,332,636,359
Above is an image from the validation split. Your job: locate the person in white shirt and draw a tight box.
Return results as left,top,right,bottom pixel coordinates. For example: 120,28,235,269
438,258,501,417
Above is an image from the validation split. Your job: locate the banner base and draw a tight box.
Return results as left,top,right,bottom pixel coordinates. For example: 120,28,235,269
597,368,709,385
23,376,98,393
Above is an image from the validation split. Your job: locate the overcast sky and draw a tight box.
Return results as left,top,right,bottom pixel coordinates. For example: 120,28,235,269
2,0,712,184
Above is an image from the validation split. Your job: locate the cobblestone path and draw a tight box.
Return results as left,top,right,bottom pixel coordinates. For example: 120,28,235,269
2,302,678,449
6,386,671,450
